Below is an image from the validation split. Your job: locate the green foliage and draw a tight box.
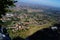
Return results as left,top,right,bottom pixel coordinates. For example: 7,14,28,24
0,0,17,26
0,0,17,18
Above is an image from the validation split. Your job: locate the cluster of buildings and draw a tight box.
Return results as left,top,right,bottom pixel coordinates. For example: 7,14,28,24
1,13,30,32
8,22,30,32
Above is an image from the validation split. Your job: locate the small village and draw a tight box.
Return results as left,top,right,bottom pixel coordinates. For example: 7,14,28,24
1,11,50,32
1,13,30,32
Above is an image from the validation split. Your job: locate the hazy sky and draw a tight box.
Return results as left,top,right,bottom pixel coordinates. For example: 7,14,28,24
17,0,60,7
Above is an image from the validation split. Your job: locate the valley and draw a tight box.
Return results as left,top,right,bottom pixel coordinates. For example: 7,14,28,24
1,3,60,39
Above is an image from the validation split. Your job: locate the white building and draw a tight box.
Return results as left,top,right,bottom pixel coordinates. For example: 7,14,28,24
6,13,14,17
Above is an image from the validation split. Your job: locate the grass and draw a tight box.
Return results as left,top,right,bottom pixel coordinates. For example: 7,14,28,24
8,21,53,39
19,22,52,38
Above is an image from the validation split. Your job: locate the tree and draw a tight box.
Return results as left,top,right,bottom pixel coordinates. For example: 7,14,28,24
0,0,17,40
0,0,17,26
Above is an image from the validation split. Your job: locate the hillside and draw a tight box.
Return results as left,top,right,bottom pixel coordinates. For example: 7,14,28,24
1,2,60,39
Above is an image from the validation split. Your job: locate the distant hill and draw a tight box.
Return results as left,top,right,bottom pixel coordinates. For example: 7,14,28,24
15,2,60,11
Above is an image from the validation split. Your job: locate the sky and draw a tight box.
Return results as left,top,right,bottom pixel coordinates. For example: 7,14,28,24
17,0,60,8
